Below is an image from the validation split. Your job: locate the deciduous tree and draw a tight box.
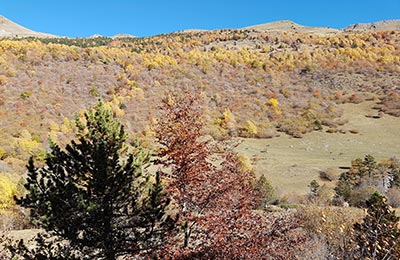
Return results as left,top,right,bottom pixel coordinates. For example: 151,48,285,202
155,91,306,259
352,192,400,259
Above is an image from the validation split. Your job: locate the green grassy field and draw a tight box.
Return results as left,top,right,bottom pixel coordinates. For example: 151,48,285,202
237,101,400,197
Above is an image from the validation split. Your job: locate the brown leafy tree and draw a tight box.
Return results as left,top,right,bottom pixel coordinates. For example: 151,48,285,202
154,91,306,259
352,192,400,259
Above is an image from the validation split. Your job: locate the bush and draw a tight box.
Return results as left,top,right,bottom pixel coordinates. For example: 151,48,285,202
237,154,253,173
19,91,32,99
348,184,380,207
319,167,341,181
386,188,400,207
0,75,8,86
278,115,311,138
254,174,276,208
255,125,278,138
0,174,17,213
0,208,30,231
239,120,258,137
299,205,363,260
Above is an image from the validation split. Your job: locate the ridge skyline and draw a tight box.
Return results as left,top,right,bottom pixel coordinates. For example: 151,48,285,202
0,15,399,39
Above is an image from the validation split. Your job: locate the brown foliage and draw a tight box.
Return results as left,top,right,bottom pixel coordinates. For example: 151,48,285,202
352,192,400,259
154,91,307,259
380,92,400,117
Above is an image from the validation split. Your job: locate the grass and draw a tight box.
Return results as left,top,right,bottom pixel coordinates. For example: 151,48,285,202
237,101,400,196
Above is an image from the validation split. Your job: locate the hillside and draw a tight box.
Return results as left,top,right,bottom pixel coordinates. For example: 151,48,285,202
0,16,55,38
244,20,339,35
345,19,400,32
238,101,400,196
0,16,399,259
0,17,398,189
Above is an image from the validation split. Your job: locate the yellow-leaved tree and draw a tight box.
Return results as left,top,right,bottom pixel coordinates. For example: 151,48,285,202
0,174,17,213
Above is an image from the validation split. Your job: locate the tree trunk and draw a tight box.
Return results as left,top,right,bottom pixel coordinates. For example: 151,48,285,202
103,201,116,260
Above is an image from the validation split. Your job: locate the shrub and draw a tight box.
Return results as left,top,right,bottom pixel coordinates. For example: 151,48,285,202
319,167,341,181
278,115,311,137
0,174,17,213
255,125,278,138
253,174,276,209
239,120,258,137
386,188,400,207
0,148,6,160
215,108,238,136
308,180,321,198
237,154,253,173
348,184,380,207
0,75,8,86
299,205,363,259
19,91,32,100
89,86,99,96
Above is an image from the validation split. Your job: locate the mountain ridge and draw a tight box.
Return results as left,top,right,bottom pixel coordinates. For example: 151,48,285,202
0,15,399,39
179,20,400,36
0,15,56,38
243,20,339,34
344,19,400,31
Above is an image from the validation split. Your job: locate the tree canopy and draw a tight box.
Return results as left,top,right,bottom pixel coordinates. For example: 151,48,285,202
15,100,172,259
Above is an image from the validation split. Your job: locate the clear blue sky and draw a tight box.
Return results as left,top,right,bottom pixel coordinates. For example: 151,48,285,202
0,0,399,37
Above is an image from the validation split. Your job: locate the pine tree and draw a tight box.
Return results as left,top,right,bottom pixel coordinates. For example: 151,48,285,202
254,174,276,209
308,179,321,200
15,100,172,259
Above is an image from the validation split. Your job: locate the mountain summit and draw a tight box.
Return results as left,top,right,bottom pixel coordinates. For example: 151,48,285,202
345,20,400,31
244,20,339,35
0,15,55,38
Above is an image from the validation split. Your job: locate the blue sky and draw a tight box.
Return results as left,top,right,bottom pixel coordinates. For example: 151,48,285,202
0,0,399,37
